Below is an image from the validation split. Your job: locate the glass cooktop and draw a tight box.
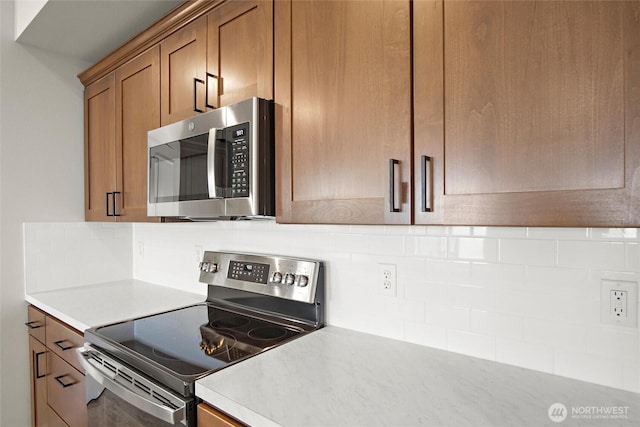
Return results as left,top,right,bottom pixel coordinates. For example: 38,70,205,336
90,303,302,377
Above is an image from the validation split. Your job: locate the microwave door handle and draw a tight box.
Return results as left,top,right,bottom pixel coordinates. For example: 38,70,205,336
207,128,224,198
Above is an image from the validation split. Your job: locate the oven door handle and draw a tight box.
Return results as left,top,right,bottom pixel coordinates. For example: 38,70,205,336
76,347,187,425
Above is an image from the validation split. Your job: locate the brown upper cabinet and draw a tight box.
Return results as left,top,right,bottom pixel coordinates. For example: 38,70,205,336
160,16,207,125
84,74,116,221
207,0,274,108
414,0,640,227
160,0,273,125
277,0,640,226
275,0,413,224
82,0,273,221
85,47,161,222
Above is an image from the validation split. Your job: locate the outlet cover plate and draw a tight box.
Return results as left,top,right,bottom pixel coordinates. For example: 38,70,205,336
600,280,638,328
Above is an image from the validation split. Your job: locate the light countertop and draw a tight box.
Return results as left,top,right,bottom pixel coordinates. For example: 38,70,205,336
25,282,640,426
196,326,640,427
25,279,204,331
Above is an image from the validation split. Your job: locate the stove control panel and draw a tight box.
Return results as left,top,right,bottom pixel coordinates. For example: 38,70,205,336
199,251,322,304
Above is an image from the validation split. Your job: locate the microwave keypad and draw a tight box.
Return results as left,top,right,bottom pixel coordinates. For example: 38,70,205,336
229,124,249,198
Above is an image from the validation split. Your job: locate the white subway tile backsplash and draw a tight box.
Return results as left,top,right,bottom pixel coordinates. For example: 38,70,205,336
495,339,554,373
405,322,447,350
557,241,626,270
447,237,499,262
425,303,470,331
586,327,639,361
24,221,640,393
470,310,523,340
523,318,587,352
446,330,496,361
554,350,624,390
500,239,557,266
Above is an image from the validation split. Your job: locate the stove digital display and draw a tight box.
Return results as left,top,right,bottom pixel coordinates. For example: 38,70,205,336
228,261,269,284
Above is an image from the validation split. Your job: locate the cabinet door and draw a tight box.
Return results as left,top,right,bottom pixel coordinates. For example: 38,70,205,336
414,0,640,226
160,16,207,125
275,0,412,224
47,353,86,427
84,74,116,222
197,403,245,427
115,46,161,222
207,0,273,108
29,336,48,427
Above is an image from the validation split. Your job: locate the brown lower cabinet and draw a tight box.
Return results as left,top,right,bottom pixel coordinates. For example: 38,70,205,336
27,305,87,427
197,403,245,427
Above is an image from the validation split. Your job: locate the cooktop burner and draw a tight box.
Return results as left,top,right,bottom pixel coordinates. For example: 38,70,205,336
83,251,325,398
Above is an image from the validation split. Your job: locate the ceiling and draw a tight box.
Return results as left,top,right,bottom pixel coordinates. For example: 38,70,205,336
16,0,183,64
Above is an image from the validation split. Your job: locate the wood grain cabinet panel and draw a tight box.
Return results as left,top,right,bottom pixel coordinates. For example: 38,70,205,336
47,353,87,427
197,403,245,427
207,0,273,108
115,46,161,222
46,317,84,374
85,48,161,222
160,16,207,125
28,336,48,427
275,0,412,224
27,306,87,427
84,74,116,222
414,0,640,226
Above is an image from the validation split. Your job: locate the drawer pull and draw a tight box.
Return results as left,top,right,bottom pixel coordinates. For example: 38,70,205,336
421,155,433,212
389,158,400,213
34,351,46,379
25,320,43,330
54,340,74,351
54,374,77,388
193,77,205,113
205,72,218,109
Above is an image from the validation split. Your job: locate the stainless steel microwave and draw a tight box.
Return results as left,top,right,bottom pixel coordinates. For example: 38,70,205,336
147,97,274,219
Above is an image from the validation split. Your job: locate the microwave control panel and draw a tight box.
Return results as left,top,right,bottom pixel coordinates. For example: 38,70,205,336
229,123,250,198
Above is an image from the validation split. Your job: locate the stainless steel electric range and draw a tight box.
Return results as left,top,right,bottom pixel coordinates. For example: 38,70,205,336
76,251,324,427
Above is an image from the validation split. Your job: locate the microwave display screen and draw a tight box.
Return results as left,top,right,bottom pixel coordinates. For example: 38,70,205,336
149,134,210,203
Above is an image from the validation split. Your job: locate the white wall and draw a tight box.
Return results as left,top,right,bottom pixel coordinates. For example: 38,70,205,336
0,0,88,424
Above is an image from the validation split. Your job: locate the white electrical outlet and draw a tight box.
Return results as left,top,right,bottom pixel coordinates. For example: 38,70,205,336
378,263,396,297
601,280,638,328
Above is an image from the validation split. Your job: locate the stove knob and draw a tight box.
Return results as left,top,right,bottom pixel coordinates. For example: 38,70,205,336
207,263,219,273
199,262,209,272
297,275,309,287
271,272,283,283
284,273,295,286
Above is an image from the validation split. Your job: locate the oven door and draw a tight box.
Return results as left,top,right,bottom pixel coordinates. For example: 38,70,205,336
77,346,195,427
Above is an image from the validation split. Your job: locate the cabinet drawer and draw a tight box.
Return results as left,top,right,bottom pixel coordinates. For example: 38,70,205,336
46,316,84,373
26,305,46,344
197,403,245,427
47,405,70,427
47,353,86,427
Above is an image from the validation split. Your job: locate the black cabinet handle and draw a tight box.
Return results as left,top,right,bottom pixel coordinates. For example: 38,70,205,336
25,321,43,330
205,72,218,109
54,374,76,388
112,191,121,217
421,155,433,212
389,159,400,212
106,192,121,217
106,192,113,217
193,78,205,113
54,340,74,351
34,351,46,379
